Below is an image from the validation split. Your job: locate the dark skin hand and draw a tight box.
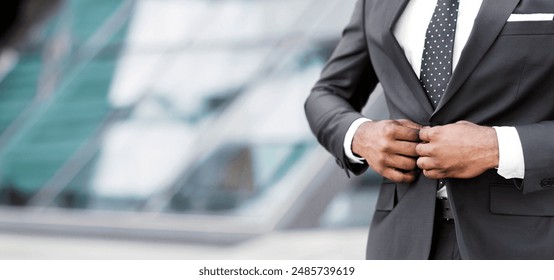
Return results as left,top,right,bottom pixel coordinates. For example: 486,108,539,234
416,121,499,179
353,119,500,183
352,119,422,183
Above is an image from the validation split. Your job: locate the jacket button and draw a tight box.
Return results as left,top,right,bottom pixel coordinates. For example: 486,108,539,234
540,178,554,189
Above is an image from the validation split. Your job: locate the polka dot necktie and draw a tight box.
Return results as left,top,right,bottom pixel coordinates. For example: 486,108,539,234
420,0,460,108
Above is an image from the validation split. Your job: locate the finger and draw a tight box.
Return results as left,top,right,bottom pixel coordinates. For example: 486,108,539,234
389,141,419,157
422,169,447,179
416,156,438,170
455,120,472,125
382,168,417,183
415,143,433,157
384,154,417,171
393,126,421,142
418,127,435,142
396,119,423,130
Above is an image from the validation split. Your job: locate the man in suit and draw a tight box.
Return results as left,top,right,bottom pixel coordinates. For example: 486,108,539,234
305,0,554,259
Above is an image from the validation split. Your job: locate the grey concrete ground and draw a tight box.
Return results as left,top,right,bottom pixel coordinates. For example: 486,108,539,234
0,227,367,259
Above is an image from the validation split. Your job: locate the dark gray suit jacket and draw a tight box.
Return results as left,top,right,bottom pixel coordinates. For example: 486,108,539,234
305,0,554,259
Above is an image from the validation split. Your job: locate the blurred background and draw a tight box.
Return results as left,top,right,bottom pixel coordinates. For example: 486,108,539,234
0,0,388,259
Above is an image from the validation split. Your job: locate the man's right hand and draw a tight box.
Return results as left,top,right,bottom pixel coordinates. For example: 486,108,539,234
352,119,422,183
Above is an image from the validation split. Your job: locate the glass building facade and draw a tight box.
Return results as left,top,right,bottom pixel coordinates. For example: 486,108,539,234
0,0,387,243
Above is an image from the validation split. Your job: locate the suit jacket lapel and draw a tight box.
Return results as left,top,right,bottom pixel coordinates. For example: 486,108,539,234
433,0,521,116
383,0,435,116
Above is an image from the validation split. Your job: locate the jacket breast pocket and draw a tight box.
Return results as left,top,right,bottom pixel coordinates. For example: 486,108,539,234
500,21,554,36
375,182,397,211
490,184,554,216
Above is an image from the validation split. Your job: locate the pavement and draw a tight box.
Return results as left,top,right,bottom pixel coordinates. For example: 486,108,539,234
0,227,368,259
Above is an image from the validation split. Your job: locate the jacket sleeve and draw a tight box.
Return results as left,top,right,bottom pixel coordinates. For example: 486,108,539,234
515,122,554,194
304,0,378,176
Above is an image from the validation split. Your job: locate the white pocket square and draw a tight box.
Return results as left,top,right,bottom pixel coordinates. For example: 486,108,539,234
508,13,554,22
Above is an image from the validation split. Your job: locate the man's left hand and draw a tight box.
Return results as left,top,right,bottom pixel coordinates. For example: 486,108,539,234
416,121,499,179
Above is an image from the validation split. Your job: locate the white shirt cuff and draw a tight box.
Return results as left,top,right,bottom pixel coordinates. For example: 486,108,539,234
493,126,525,179
344,118,372,164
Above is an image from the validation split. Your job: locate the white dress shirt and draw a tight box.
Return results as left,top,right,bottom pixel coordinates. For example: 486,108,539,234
343,0,525,181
